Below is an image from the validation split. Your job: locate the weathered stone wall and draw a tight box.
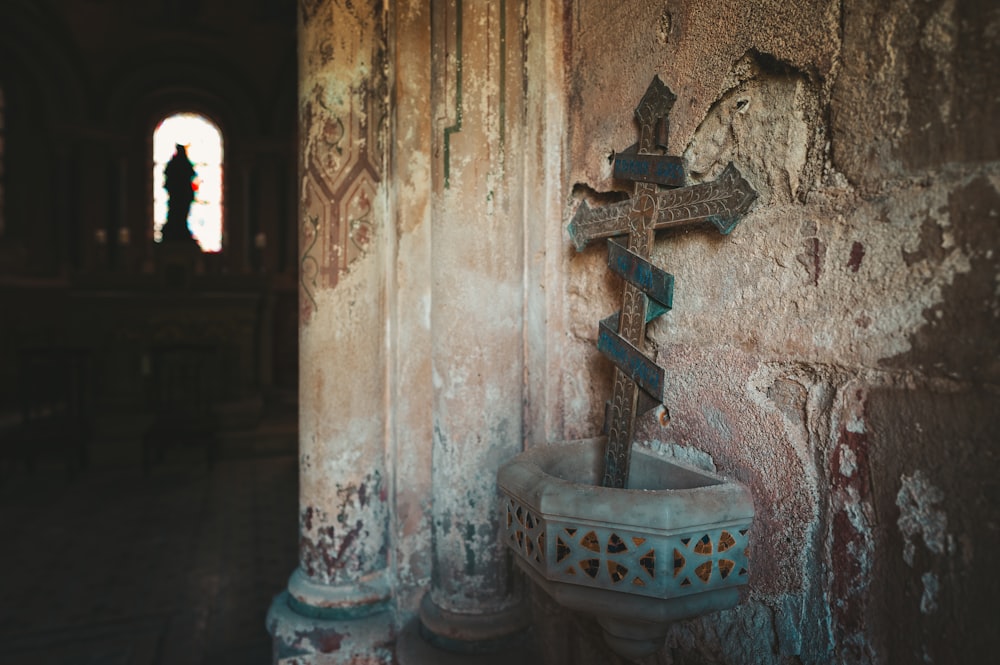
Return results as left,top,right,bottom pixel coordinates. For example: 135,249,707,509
552,0,1000,663
279,0,997,662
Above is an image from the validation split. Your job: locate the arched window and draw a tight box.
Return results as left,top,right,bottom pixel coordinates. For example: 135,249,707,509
152,113,224,252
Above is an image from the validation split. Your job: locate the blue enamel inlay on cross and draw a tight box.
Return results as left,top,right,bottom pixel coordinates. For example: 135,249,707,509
607,239,673,318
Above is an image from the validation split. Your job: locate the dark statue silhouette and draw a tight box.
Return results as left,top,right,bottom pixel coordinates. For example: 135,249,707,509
162,144,197,243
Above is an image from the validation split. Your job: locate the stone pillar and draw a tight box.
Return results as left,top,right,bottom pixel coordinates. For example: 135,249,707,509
389,0,435,617
410,0,531,653
267,2,394,662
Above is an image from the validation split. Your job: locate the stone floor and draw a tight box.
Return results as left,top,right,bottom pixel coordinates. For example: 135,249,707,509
0,406,298,665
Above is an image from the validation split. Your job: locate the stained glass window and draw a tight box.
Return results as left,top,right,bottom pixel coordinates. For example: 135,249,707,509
152,113,224,252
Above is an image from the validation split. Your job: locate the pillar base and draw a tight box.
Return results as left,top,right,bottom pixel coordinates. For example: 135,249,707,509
268,568,394,664
397,610,539,665
408,591,531,655
285,567,391,619
267,591,394,665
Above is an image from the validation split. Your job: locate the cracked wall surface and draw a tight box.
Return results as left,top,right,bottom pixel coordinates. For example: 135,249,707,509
550,0,999,663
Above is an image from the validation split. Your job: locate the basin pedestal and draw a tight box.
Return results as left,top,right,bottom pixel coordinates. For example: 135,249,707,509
497,438,754,659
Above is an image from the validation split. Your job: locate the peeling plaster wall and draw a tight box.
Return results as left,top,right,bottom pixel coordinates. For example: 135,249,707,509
286,0,997,662
551,0,1000,663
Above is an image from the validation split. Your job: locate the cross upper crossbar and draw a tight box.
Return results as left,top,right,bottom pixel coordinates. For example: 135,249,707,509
568,164,757,252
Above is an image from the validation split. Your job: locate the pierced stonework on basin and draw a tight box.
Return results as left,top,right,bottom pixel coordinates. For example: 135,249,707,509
504,500,750,597
499,438,752,600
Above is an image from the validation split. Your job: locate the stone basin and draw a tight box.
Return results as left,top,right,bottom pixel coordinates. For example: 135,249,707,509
497,438,754,659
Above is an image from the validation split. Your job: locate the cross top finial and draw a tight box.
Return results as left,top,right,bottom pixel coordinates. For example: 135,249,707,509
635,76,675,152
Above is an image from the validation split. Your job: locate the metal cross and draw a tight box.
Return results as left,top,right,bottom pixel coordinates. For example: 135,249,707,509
570,76,757,489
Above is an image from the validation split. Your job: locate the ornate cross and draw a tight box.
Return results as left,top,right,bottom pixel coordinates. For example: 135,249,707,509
570,76,757,489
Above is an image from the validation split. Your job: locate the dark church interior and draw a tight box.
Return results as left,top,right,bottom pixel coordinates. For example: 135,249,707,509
0,1,300,662
5,1,998,663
